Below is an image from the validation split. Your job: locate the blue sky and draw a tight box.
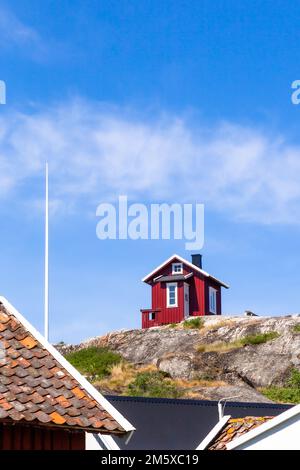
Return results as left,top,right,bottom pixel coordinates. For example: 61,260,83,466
1,0,300,342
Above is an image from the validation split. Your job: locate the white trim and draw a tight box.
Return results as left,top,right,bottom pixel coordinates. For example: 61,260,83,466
196,416,231,450
184,282,189,318
98,433,120,450
0,296,135,434
209,286,217,314
142,254,229,288
227,404,300,450
85,432,120,450
166,282,178,308
172,262,183,274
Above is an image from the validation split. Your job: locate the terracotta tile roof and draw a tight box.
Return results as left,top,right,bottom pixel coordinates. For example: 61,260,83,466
208,416,274,450
0,302,126,434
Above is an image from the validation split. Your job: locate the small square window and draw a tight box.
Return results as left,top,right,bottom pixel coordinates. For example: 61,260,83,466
149,312,156,321
172,263,183,274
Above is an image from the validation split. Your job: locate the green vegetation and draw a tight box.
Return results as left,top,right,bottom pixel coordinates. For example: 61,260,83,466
195,372,218,382
197,331,280,354
240,331,280,346
292,324,300,333
168,323,178,329
288,368,300,388
261,387,300,404
183,317,204,330
66,346,122,380
261,368,300,404
127,371,182,398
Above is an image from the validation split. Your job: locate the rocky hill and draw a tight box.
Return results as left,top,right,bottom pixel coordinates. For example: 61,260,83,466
58,315,300,403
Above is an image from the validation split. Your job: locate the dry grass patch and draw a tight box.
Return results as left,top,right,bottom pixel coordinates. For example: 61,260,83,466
203,319,236,332
197,339,244,353
94,361,136,392
174,378,225,389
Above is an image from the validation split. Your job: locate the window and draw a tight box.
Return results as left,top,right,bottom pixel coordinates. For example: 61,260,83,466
172,263,183,274
149,312,156,321
167,283,178,307
209,287,217,314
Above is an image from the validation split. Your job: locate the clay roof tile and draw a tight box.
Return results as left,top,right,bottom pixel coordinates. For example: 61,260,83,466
0,302,127,434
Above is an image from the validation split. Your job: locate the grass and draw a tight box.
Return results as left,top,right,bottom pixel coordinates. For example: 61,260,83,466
197,331,280,353
260,387,300,404
127,370,182,398
65,346,122,380
183,317,204,330
292,324,300,333
94,362,136,393
240,331,280,346
288,368,300,388
197,339,244,353
168,323,178,329
195,371,219,382
260,368,300,404
204,319,236,331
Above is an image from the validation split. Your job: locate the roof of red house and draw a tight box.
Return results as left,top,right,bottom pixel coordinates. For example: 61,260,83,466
0,297,134,434
142,254,229,288
207,416,273,450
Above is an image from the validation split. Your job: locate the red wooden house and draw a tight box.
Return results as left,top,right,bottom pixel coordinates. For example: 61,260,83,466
141,254,229,328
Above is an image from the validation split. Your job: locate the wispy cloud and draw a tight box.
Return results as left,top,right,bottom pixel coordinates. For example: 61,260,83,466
0,6,45,58
0,99,299,224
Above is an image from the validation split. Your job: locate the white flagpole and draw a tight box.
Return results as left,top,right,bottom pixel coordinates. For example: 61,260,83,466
44,162,49,340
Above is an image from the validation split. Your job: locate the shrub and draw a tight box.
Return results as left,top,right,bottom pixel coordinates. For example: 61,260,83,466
169,323,177,329
288,368,300,388
260,387,300,404
127,371,182,398
65,346,122,380
183,317,204,330
292,324,300,333
260,368,300,404
240,331,280,346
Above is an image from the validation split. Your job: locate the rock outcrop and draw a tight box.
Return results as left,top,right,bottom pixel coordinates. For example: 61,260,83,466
58,315,300,403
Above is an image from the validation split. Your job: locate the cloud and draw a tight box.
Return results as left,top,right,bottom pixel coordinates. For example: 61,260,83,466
0,99,299,224
0,6,45,57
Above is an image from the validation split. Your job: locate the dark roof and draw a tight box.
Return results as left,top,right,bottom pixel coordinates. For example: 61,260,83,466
106,395,291,450
207,416,273,450
0,302,125,434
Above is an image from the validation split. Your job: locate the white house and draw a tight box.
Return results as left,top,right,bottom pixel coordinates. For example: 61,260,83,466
197,404,300,450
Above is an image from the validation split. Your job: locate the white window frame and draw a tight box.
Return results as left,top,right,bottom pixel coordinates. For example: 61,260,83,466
167,282,178,308
172,263,183,274
209,287,217,314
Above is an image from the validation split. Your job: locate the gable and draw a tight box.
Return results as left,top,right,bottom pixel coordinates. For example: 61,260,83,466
142,254,229,288
153,259,197,280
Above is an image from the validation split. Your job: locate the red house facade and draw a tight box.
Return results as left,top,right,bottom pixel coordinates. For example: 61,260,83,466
141,254,229,329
